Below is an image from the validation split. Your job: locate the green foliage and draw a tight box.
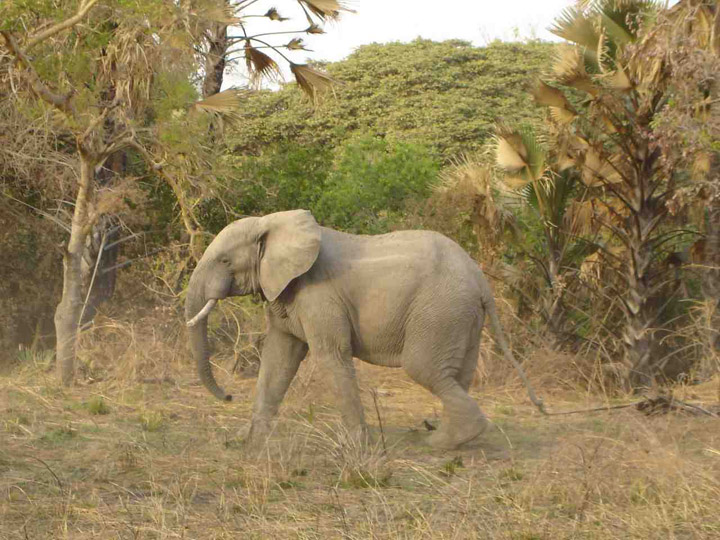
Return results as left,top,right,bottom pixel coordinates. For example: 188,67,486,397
229,39,553,160
218,136,439,235
316,136,439,233
220,143,332,227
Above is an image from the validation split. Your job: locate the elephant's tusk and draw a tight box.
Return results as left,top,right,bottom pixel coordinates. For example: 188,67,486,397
186,299,218,327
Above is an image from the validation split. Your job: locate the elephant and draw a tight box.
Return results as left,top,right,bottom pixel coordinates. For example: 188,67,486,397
185,209,544,450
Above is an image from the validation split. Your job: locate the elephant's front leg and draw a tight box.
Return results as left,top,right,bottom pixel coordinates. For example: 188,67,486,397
314,340,367,441
247,328,308,448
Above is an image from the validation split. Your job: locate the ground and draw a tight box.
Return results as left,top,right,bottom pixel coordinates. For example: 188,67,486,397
1,351,719,539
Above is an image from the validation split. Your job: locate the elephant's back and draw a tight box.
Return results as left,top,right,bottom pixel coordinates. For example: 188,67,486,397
315,227,484,309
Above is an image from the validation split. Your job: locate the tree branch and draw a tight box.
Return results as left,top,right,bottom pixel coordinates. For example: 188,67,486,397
26,0,100,49
1,31,75,116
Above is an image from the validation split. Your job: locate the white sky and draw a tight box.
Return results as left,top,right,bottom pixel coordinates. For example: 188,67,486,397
224,0,576,88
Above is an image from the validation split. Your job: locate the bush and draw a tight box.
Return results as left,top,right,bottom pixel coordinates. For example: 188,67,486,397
315,136,439,233
222,136,439,235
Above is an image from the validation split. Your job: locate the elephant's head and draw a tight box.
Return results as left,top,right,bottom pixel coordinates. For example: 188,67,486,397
185,210,321,401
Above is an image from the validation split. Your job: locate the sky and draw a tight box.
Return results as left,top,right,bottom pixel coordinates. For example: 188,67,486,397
223,0,577,88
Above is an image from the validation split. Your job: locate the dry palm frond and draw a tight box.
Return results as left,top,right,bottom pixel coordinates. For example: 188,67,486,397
580,148,623,186
630,54,665,91
299,0,355,21
496,138,528,173
306,23,325,34
290,63,337,101
495,125,528,173
532,80,577,124
265,8,289,22
549,5,600,51
286,37,308,51
556,148,576,172
563,199,594,237
496,125,550,190
552,45,599,95
196,4,243,25
692,152,713,180
600,64,632,90
244,42,282,86
550,107,578,124
191,88,246,117
532,80,571,109
502,175,532,189
435,154,518,245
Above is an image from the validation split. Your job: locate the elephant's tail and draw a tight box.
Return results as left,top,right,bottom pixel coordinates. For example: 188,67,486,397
484,297,547,415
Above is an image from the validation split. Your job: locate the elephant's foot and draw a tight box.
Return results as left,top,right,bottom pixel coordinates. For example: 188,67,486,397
245,420,272,452
426,413,488,450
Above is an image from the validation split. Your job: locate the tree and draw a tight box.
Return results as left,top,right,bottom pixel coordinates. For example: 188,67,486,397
315,136,439,233
534,0,695,388
1,0,355,384
0,1,240,383
650,0,720,370
201,0,354,98
228,39,554,159
494,124,596,346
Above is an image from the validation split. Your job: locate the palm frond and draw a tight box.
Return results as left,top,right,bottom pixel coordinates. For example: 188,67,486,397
549,6,600,50
600,65,632,90
191,88,246,115
244,43,282,86
552,45,600,94
189,3,242,25
290,63,337,101
518,126,548,182
502,175,532,189
299,0,355,21
597,0,661,43
532,80,573,109
286,37,308,50
265,8,289,22
580,148,623,186
495,133,529,173
563,199,595,238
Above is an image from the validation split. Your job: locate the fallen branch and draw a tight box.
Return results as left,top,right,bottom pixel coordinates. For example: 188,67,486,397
543,396,719,417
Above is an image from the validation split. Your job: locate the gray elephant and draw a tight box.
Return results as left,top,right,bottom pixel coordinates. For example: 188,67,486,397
185,210,543,450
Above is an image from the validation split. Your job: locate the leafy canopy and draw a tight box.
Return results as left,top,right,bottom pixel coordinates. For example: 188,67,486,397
229,39,554,160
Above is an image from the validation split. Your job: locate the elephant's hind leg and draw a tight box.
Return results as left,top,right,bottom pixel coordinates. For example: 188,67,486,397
403,312,488,449
457,328,482,392
402,320,488,450
422,376,488,450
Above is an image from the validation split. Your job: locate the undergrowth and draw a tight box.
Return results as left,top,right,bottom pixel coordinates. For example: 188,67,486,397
1,311,718,539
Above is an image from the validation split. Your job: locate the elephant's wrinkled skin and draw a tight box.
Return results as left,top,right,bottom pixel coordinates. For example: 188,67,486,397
185,210,541,450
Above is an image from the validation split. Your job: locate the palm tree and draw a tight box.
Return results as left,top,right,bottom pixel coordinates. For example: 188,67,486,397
536,0,686,388
651,0,720,370
495,124,595,344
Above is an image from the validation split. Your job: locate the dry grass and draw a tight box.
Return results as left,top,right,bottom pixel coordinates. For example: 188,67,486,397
1,316,719,539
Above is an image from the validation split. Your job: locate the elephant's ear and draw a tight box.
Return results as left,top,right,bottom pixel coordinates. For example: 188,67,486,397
257,210,321,302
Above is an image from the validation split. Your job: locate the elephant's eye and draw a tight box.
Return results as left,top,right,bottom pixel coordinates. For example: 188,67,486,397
220,257,230,265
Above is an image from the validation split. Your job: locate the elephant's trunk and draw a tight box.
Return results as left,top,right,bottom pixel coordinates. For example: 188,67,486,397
186,285,232,402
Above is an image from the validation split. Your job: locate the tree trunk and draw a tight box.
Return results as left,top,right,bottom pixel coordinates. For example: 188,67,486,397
625,183,658,390
79,150,125,325
202,22,228,98
54,153,95,385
